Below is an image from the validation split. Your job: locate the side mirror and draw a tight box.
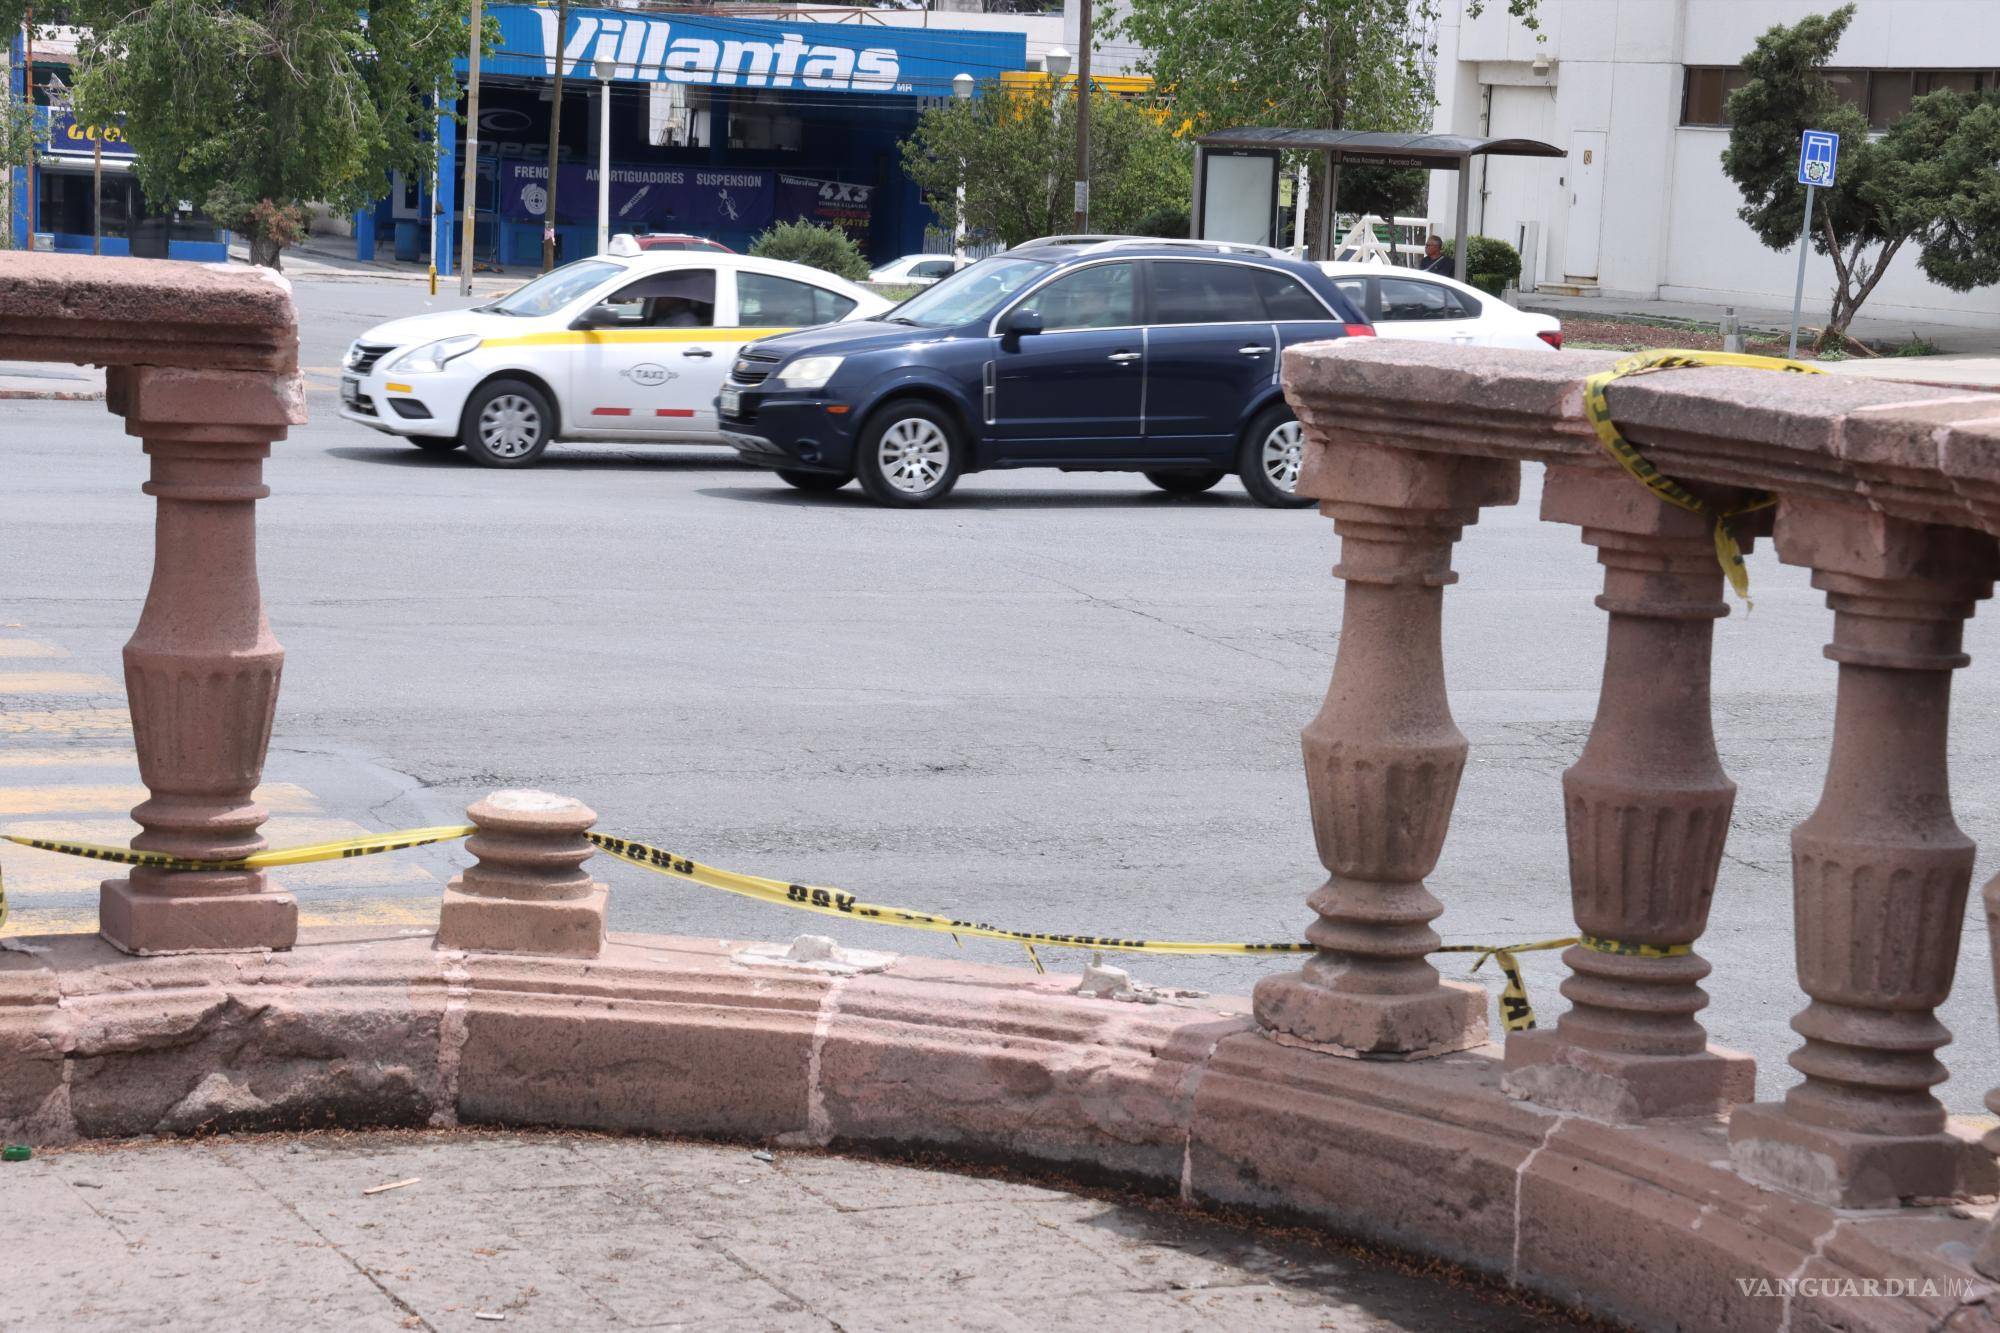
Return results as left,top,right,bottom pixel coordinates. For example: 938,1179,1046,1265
998,307,1042,348
571,302,620,330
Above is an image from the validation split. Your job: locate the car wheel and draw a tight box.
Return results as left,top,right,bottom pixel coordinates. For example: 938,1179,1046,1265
1238,405,1314,509
461,379,554,468
775,468,850,493
855,402,962,507
1143,468,1226,495
407,435,462,455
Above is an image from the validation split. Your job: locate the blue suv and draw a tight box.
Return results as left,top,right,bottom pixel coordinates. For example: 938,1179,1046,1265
717,238,1372,507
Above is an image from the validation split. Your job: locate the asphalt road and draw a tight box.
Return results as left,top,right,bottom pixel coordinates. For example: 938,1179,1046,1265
6,273,2000,1114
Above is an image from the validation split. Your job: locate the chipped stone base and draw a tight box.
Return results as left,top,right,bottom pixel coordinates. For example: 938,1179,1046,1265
1502,1030,1756,1122
1729,1100,2000,1209
3,927,1997,1333
1251,971,1487,1058
98,877,298,955
435,884,607,957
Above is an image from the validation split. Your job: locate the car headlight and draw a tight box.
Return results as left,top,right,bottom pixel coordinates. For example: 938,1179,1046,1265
386,334,482,374
773,355,844,391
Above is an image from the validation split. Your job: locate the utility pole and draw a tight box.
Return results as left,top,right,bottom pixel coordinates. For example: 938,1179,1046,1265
91,126,99,254
1071,0,1090,232
458,0,482,294
541,0,568,272
23,8,35,248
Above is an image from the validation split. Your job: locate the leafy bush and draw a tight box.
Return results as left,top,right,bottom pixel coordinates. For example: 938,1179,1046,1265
1443,235,1523,295
1134,203,1190,239
749,221,871,282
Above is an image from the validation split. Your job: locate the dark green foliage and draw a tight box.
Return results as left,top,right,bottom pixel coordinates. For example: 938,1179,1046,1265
750,220,872,282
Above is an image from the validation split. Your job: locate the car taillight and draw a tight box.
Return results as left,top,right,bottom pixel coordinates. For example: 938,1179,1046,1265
1537,329,1564,349
1343,323,1375,337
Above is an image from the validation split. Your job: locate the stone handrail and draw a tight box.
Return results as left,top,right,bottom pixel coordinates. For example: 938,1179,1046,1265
1271,337,2000,1219
0,252,305,954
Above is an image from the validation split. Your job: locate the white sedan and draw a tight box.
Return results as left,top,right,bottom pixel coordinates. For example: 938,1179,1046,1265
1317,261,1562,350
339,239,891,467
869,253,963,286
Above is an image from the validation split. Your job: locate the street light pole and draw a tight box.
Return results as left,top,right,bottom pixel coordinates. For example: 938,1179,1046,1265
951,72,972,260
541,0,568,272
458,0,482,295
594,56,614,255
1072,0,1090,232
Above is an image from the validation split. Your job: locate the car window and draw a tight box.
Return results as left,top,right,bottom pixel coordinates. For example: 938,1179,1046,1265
599,269,717,328
484,259,624,317
895,255,1051,329
1016,261,1138,331
1332,278,1370,317
1378,277,1462,322
737,272,857,327
913,260,955,279
1252,268,1332,321
1148,260,1262,325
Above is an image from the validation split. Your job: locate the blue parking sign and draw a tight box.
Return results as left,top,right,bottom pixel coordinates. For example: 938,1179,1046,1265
1798,130,1839,187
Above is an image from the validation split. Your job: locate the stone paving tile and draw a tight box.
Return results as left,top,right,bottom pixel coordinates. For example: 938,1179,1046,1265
3,1132,1584,1332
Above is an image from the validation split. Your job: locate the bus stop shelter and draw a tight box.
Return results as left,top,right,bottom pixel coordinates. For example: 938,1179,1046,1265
1191,129,1566,281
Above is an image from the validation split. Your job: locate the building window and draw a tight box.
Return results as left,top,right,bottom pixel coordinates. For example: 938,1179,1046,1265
1682,67,1998,130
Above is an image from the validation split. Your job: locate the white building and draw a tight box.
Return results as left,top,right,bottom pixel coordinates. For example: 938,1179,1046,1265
1431,0,2000,327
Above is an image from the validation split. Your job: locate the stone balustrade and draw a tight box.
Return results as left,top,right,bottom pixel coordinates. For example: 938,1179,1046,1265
0,253,305,953
1278,338,2000,1216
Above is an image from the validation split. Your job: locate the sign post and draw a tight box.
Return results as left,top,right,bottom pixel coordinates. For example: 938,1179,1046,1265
1789,129,1839,358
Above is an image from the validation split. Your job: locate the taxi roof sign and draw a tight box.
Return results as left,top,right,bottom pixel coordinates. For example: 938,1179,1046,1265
1799,130,1839,188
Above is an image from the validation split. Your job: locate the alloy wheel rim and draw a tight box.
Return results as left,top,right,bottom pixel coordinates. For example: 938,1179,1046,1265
1262,421,1303,492
878,418,949,493
479,395,541,458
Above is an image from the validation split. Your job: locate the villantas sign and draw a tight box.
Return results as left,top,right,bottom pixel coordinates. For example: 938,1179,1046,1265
533,10,903,92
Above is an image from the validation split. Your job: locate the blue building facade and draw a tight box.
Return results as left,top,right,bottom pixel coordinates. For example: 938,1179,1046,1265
390,6,1027,275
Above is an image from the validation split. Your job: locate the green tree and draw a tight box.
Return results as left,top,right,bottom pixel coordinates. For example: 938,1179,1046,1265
900,80,1192,249
0,72,34,248
6,0,481,268
1723,4,2000,347
1106,0,1540,137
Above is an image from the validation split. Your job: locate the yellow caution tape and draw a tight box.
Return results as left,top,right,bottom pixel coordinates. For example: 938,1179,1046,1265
1579,934,1693,959
1,826,476,871
1581,349,1821,604
2,822,1572,1030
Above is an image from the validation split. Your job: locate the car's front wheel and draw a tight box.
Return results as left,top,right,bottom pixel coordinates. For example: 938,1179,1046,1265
1238,404,1314,509
461,379,554,468
776,468,850,493
854,402,962,507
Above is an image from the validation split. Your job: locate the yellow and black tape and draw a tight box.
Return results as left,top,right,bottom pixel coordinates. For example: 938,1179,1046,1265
4,823,1583,1031
1579,934,1693,959
1581,349,1821,603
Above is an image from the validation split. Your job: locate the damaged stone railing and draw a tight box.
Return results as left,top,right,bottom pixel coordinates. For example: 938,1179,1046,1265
0,252,306,955
1265,337,2000,1218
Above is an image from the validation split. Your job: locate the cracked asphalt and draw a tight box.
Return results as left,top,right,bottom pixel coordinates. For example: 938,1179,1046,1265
0,1130,1591,1331
5,276,2000,1113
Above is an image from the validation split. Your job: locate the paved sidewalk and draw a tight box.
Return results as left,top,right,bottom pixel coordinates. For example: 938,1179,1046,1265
2,1130,1593,1332
1519,290,2000,354
0,360,104,401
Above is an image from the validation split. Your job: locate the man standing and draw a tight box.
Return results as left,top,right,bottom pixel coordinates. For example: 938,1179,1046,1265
1418,234,1450,274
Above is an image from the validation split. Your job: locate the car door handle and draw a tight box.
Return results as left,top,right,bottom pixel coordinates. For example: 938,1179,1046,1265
681,348,715,358
1107,351,1141,363
1238,345,1272,355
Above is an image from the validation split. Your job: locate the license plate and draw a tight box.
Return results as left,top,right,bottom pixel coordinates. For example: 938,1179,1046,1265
340,376,360,407
719,387,742,418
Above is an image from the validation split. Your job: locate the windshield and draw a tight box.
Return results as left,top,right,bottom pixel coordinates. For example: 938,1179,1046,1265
484,260,624,317
886,256,1052,328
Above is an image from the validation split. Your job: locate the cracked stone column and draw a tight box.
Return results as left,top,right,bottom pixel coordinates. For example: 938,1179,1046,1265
1503,464,1755,1119
438,790,608,957
1730,500,1998,1207
99,366,305,954
1254,444,1518,1056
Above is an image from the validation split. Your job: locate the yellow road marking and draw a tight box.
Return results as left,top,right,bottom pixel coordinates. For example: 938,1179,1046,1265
0,640,64,659
0,782,322,817
0,709,131,736
0,672,120,694
0,747,138,769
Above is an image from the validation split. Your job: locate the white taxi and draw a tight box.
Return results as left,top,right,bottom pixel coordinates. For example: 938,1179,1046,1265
339,238,891,467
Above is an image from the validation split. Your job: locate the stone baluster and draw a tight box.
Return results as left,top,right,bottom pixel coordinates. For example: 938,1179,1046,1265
1504,465,1756,1119
1254,445,1518,1056
437,790,608,957
98,366,304,954
1730,501,1998,1207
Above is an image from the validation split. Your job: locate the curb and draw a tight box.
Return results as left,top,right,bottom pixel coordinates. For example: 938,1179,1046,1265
0,387,104,401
